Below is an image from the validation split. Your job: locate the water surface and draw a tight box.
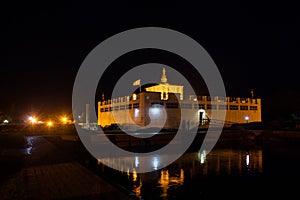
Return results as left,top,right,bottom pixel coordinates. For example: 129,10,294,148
96,141,300,200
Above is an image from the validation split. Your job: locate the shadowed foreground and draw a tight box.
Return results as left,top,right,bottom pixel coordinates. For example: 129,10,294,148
0,134,135,200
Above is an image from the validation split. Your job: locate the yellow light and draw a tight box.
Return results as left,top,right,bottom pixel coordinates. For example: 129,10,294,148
62,117,67,123
47,121,53,127
133,93,137,100
132,169,137,182
28,116,37,124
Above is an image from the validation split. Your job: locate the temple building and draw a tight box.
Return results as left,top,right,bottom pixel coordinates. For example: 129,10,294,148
98,68,261,130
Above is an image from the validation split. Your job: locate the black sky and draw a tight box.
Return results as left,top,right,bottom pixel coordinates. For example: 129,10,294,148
1,1,300,121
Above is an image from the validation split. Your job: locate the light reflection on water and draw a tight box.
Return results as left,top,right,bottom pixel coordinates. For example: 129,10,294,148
25,146,32,155
158,169,184,199
98,148,263,199
25,136,34,155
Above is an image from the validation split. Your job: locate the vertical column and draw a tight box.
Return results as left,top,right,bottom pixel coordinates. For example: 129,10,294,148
86,103,90,128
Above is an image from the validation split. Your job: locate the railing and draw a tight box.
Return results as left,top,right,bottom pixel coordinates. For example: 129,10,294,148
100,94,260,106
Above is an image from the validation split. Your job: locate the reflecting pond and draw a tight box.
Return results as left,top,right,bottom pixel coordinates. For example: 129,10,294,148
95,139,300,200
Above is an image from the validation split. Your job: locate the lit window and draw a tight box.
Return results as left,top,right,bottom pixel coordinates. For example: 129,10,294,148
132,94,137,101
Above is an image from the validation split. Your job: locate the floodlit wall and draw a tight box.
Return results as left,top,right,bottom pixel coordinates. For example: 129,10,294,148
98,92,262,129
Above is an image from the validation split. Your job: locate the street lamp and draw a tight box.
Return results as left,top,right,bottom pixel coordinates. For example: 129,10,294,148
28,116,37,124
61,117,68,124
47,121,53,127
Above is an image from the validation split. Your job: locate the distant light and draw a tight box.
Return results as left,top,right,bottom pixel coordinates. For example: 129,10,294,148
47,121,53,127
3,119,9,124
62,117,68,123
246,153,250,166
28,116,37,124
245,116,249,121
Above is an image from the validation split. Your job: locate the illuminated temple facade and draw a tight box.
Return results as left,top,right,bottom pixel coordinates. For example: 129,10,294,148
98,68,262,129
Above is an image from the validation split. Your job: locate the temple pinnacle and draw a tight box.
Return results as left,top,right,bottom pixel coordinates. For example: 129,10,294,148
161,67,168,83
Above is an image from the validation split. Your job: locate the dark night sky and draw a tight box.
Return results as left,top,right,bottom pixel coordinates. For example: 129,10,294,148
1,1,300,121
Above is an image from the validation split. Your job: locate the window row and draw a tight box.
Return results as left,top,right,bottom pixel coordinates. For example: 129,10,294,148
100,103,140,112
100,103,258,112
